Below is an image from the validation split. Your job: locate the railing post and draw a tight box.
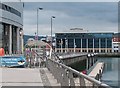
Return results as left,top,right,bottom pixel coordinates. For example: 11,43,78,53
60,67,69,86
55,64,61,83
68,71,75,87
79,77,86,86
52,61,58,80
99,69,102,81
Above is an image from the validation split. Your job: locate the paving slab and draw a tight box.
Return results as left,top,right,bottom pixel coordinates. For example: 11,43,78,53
1,68,43,86
0,68,61,87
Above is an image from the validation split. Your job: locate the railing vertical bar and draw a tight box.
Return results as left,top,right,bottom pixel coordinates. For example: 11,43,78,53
69,71,75,87
79,77,86,87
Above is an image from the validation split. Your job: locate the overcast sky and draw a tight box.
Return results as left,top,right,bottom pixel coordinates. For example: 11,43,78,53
23,2,118,36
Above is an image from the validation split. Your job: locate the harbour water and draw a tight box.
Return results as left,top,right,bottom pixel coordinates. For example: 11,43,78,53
65,56,119,87
97,57,119,88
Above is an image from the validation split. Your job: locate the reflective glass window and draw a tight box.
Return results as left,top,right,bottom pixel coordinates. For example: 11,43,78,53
68,39,74,48
94,38,99,48
88,39,93,48
82,39,86,48
75,39,81,48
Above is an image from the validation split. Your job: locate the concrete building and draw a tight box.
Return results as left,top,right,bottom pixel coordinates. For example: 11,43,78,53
55,30,114,53
112,33,120,52
0,2,23,54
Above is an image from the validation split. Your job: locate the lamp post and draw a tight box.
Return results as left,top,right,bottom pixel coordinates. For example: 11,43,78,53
37,7,43,41
35,32,37,50
65,38,67,53
19,29,23,54
51,16,55,47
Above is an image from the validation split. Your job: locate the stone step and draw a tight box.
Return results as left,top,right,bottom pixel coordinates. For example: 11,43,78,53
42,68,61,86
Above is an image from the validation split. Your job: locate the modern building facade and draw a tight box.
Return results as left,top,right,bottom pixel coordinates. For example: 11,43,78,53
112,33,120,52
0,2,23,54
55,32,114,53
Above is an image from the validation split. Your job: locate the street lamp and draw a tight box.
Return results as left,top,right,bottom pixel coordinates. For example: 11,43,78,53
37,7,43,41
19,29,23,54
35,32,37,49
51,16,55,47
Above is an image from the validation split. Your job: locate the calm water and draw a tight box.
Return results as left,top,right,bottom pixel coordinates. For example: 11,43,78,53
69,57,119,87
97,57,119,87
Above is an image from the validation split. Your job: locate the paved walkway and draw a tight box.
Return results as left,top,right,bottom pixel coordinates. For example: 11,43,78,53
87,62,104,86
1,68,60,87
0,62,104,87
88,62,104,78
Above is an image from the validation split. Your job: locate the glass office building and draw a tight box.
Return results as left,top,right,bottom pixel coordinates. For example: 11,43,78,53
55,32,113,53
0,2,23,54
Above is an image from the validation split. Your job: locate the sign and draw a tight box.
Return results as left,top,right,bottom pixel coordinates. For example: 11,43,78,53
35,36,38,40
113,37,120,42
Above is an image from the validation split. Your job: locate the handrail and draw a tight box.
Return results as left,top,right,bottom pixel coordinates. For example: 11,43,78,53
47,58,111,88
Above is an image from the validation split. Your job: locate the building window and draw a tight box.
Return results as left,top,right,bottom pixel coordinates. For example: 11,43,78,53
101,50,105,53
0,3,21,17
110,50,112,52
62,39,65,48
114,46,118,48
95,50,99,53
57,50,59,52
107,38,112,48
82,50,84,52
76,39,81,48
91,50,93,52
88,50,90,52
114,50,118,52
101,38,105,48
68,39,74,48
88,39,93,48
94,38,99,48
82,39,86,48
56,39,61,48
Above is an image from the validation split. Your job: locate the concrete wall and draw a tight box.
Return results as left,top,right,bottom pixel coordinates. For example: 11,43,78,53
62,55,88,65
1,2,23,28
0,2,23,54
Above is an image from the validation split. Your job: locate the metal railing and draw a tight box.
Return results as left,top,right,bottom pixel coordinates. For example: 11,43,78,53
47,58,111,88
4,54,24,56
57,52,88,59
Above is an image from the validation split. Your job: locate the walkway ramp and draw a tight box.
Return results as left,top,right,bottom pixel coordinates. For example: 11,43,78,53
74,62,104,86
87,62,104,86
88,62,104,78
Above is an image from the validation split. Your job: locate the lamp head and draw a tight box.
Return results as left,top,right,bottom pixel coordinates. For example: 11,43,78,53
52,16,55,18
39,8,43,10
19,30,23,36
